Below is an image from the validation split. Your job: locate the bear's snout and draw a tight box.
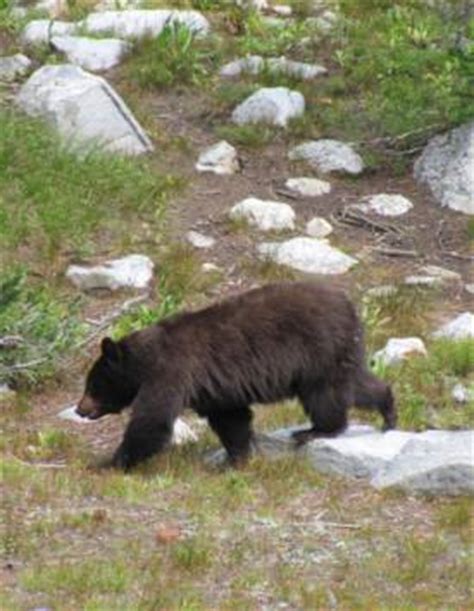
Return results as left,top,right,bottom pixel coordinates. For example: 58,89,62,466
76,395,102,420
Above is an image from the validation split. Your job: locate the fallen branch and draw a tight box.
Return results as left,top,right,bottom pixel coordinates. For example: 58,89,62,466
333,207,402,235
372,246,419,258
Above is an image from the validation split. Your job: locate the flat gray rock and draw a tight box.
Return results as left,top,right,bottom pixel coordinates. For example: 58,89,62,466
230,197,296,231
258,237,357,274
289,139,364,175
0,54,32,81
414,122,474,215
232,87,305,128
355,193,413,217
208,424,474,496
66,254,154,291
51,35,131,72
186,231,216,249
220,55,327,80
16,64,153,156
305,217,333,238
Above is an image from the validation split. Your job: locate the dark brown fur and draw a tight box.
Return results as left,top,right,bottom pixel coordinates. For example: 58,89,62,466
77,282,396,470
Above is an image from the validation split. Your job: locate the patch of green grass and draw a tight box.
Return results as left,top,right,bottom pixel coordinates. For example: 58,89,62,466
0,108,177,260
172,537,214,573
216,123,277,147
0,267,86,386
320,1,474,143
127,22,215,90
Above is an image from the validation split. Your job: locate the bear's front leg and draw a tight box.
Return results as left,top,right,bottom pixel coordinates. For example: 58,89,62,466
112,414,174,470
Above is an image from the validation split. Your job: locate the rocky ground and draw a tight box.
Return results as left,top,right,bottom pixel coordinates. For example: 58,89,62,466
1,0,473,609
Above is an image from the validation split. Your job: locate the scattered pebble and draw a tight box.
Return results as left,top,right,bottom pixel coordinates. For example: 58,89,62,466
305,217,333,238
373,337,427,366
230,197,296,231
186,231,216,249
195,140,240,175
232,87,305,128
285,177,331,197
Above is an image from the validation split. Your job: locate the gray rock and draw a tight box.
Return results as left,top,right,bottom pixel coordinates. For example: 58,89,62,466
465,284,474,295
195,141,240,175
66,254,154,291
51,35,131,72
371,431,474,496
16,64,153,156
230,197,296,231
433,312,474,340
305,217,333,238
0,54,32,81
258,237,357,274
220,55,327,80
209,424,474,496
84,9,210,40
232,87,305,128
186,231,216,249
355,193,413,217
414,122,474,215
289,139,364,175
373,337,427,366
285,177,331,197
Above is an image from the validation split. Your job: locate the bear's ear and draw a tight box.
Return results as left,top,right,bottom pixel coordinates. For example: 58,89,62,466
101,337,121,363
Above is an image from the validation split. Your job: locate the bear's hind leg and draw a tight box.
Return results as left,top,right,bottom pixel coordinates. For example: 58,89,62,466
208,407,254,465
293,383,349,446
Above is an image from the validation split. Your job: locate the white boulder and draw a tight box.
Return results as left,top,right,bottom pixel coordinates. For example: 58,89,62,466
0,54,32,81
66,254,154,291
231,87,305,128
258,237,357,274
289,139,364,175
16,64,153,156
373,337,427,366
414,122,474,215
230,197,295,231
51,35,131,72
22,20,78,45
195,141,240,175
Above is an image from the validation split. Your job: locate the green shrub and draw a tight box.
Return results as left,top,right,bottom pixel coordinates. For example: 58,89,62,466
129,22,213,89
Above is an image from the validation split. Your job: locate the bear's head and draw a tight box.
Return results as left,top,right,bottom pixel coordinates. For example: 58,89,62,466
76,337,140,420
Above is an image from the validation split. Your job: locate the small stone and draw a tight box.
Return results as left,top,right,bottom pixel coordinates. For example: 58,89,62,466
433,312,474,340
285,177,331,197
202,262,221,273
0,54,32,81
404,275,440,287
305,217,333,238
289,139,364,175
258,237,357,275
230,197,296,231
186,231,215,249
195,141,240,175
232,87,305,128
172,419,199,445
452,383,474,404
356,193,413,217
66,254,154,291
155,524,181,544
58,405,93,423
465,284,474,295
51,35,131,72
220,56,326,80
271,5,292,17
373,337,428,366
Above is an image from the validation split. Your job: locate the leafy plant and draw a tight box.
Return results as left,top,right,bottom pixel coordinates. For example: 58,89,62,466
129,22,212,89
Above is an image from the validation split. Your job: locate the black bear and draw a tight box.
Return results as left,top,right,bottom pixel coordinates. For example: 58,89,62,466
76,282,396,470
